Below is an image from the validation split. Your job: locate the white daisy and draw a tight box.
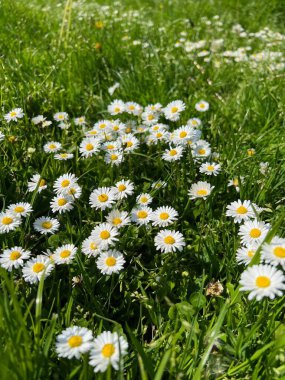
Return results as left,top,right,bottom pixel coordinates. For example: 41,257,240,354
89,187,117,211
145,103,162,113
226,200,255,223
239,220,270,247
27,174,47,193
162,146,184,162
121,134,139,153
50,195,74,214
54,153,74,160
22,255,54,284
33,217,60,235
106,210,130,228
163,100,186,121
4,108,24,122
74,116,86,126
104,150,124,166
110,120,126,134
188,181,214,200
125,102,142,116
227,177,244,193
151,180,167,190
43,141,62,153
54,244,77,265
0,212,21,233
195,100,209,112
172,125,200,146
66,184,82,199
31,115,46,125
89,331,128,373
113,180,134,200
108,100,125,115
141,111,159,126
261,236,285,268
199,162,221,176
79,137,100,158
154,229,185,253
0,247,31,271
53,173,78,195
56,326,93,359
236,246,256,265
108,82,120,96
239,264,285,300
187,118,202,128
81,236,102,257
0,131,5,141
136,193,153,206
91,223,119,249
7,202,33,218
192,140,211,159
96,250,125,275
131,207,153,226
151,206,178,227
53,112,69,122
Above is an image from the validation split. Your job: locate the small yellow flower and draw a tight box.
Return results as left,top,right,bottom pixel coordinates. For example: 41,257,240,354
95,21,104,29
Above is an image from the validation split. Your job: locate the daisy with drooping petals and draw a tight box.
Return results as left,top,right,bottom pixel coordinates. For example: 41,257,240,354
226,200,255,223
43,141,62,153
106,210,130,229
7,202,33,218
53,173,78,195
91,223,119,249
96,250,125,275
195,100,209,112
22,255,54,284
33,217,60,235
56,326,93,359
163,100,186,121
188,181,214,200
199,162,221,176
113,179,134,200
162,146,184,162
89,187,117,211
0,247,31,271
151,206,178,227
154,229,185,253
89,331,128,373
27,174,47,193
239,220,270,247
79,137,100,158
261,236,285,268
4,108,24,122
82,236,102,257
239,264,285,300
50,195,74,214
131,207,152,226
236,246,256,265
0,212,21,234
108,100,125,115
54,244,77,265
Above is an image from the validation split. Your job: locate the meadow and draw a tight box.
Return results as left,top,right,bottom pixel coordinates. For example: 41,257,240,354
0,0,285,379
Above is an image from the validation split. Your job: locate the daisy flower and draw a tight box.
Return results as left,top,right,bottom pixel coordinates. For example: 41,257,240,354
261,236,285,268
53,112,68,122
163,100,186,121
106,210,130,228
172,125,200,146
113,179,134,200
108,100,125,115
89,331,128,373
162,146,184,162
110,120,126,134
54,244,77,265
151,206,178,227
56,326,93,359
104,150,124,166
27,174,47,193
154,229,185,253
7,202,33,217
236,246,256,265
239,264,285,300
91,223,119,249
79,137,100,158
136,193,153,206
54,153,74,160
66,184,82,199
31,115,45,125
89,187,117,211
227,177,244,192
199,162,221,176
121,134,139,152
125,102,142,116
195,100,209,112
33,217,60,235
192,140,211,159
239,220,270,247
131,207,153,225
151,180,167,190
102,141,122,152
4,108,24,122
43,141,62,153
82,236,102,257
53,173,78,195
187,118,202,128
50,195,74,214
96,250,125,275
0,247,31,271
188,181,214,200
0,212,21,233
22,255,54,284
145,103,163,113
74,116,86,126
226,200,255,223
141,111,159,126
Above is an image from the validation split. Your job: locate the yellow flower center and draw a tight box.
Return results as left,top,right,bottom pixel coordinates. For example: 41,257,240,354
49,144,56,149
137,210,148,219
98,194,108,202
2,217,13,225
273,246,285,258
107,145,114,150
61,179,70,187
148,115,154,121
249,228,261,238
129,105,135,110
10,111,17,117
207,165,215,171
86,143,94,151
180,131,187,138
126,141,133,148
33,263,45,273
140,196,148,203
89,130,97,135
14,205,25,213
255,276,271,288
192,120,197,125
105,257,117,266
110,154,118,161
118,184,126,192
159,212,169,220
169,149,177,156
113,125,119,131
42,221,52,229
58,198,67,206
60,154,68,158
197,189,208,196
233,178,239,187
99,124,106,129
10,251,21,260
101,343,115,358
100,230,110,239
60,250,71,258
198,149,206,155
164,236,175,244
199,103,205,109
39,179,46,187
156,132,163,138
90,242,97,250
247,250,255,258
153,126,159,131
171,106,178,113
114,107,120,113
125,127,132,133
112,217,122,225
236,205,248,214
68,335,83,348
58,115,64,119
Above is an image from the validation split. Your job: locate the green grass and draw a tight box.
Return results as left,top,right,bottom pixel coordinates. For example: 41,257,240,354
0,0,285,379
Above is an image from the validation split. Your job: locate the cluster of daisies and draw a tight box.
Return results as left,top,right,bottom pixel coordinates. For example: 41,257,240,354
56,327,128,373
226,200,285,301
